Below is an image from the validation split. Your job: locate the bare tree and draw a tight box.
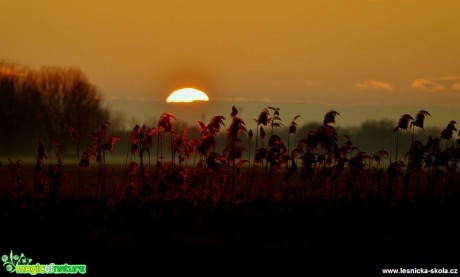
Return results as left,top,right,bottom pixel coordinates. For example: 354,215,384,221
0,62,108,155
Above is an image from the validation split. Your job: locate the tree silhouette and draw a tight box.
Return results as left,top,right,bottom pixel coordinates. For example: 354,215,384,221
0,62,108,154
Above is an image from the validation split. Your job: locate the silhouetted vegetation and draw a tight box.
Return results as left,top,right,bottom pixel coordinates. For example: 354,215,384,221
0,62,108,155
0,104,458,204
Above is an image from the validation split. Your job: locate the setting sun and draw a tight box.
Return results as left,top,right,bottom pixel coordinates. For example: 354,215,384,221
166,88,209,103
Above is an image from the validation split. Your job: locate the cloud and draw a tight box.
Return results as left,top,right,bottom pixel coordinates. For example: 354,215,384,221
355,80,394,91
452,83,460,91
411,76,460,92
411,79,445,92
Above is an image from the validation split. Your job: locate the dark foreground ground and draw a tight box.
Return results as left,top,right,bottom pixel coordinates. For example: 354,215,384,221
1,195,460,276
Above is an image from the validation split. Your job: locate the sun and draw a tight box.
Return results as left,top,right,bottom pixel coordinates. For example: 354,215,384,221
166,88,210,103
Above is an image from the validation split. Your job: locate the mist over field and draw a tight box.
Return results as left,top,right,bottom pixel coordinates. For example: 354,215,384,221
0,117,444,168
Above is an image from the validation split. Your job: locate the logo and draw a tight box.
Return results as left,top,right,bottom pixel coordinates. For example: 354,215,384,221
2,250,86,275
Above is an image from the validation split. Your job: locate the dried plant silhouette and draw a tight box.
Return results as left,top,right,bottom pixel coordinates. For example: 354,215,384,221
1,97,459,206
393,114,414,161
411,110,431,146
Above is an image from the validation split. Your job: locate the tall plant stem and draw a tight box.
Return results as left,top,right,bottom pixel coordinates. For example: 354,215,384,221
246,139,251,198
123,135,132,184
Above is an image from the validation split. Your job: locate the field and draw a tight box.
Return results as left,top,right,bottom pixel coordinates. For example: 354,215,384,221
1,108,460,275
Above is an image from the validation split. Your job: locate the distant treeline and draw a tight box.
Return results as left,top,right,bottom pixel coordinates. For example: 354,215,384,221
0,62,109,155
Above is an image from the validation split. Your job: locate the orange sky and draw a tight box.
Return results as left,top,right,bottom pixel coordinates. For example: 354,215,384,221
1,0,460,126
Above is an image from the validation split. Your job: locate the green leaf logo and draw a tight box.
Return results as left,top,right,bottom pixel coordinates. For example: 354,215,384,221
2,250,32,273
